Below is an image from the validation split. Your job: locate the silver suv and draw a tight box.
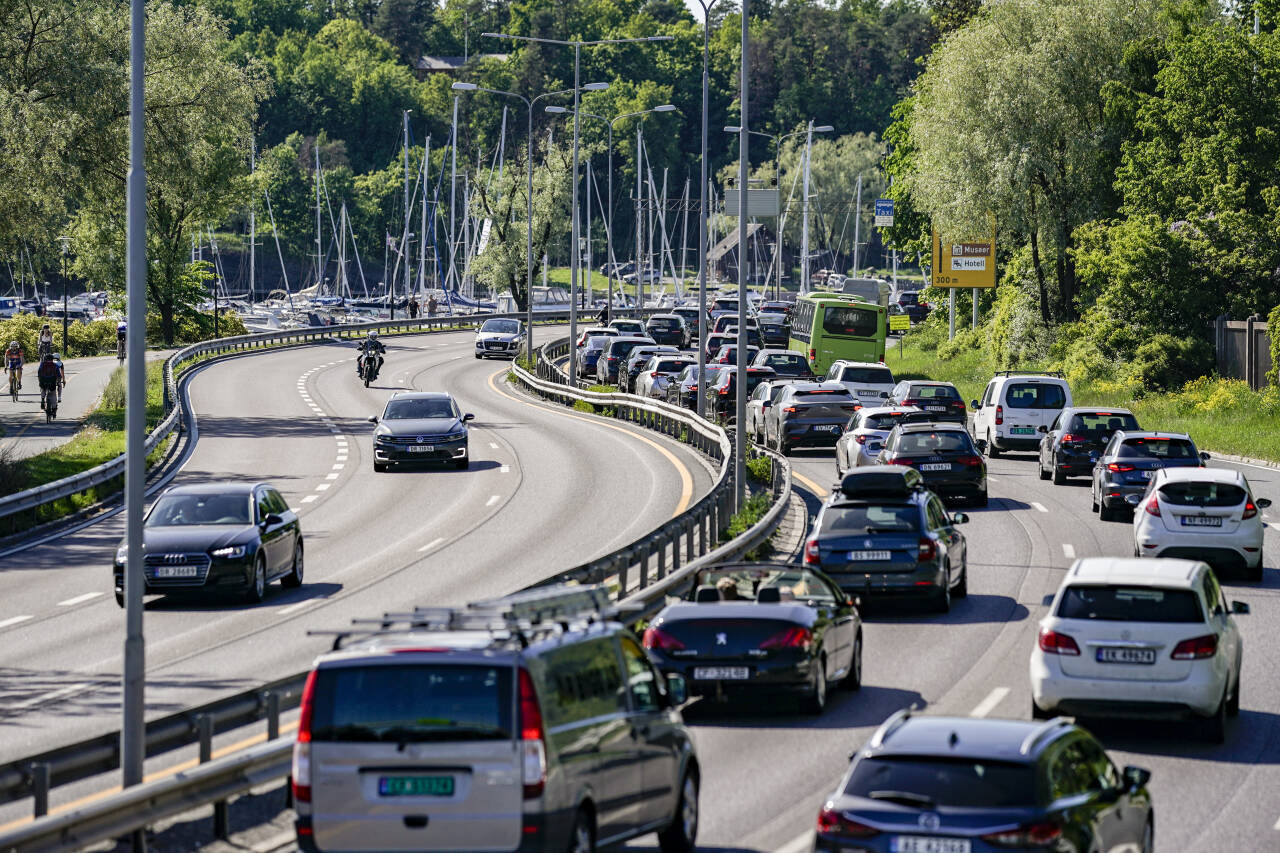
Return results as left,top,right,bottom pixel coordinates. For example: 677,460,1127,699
292,586,700,853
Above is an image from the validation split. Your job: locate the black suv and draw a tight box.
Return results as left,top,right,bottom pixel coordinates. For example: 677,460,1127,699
293,585,700,853
806,467,970,612
815,712,1153,853
876,422,988,506
1037,407,1140,484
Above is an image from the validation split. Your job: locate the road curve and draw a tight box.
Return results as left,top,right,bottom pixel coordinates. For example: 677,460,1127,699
0,327,715,769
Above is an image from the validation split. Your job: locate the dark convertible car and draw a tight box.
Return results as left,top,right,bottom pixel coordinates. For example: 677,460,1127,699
643,563,862,714
112,482,303,606
370,391,474,471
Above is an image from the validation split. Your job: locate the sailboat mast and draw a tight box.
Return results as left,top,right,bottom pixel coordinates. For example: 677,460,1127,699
338,202,347,298
419,135,429,296
400,109,410,318
315,144,322,290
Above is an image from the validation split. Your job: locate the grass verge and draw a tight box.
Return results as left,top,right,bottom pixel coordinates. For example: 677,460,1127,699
892,332,1280,463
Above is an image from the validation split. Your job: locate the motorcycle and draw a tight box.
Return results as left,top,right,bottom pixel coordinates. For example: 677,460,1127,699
358,350,381,387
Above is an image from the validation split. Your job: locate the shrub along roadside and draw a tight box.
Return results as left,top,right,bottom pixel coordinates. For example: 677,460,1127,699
893,331,1280,463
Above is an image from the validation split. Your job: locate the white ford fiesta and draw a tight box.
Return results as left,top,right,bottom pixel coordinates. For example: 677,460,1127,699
1030,557,1248,743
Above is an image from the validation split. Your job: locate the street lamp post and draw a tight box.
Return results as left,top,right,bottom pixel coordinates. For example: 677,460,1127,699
57,236,72,352
691,0,718,420
484,32,672,381
545,105,677,321
452,81,607,362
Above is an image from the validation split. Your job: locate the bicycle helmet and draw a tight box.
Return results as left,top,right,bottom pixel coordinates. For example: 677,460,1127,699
42,353,53,362
7,341,17,350
368,331,379,340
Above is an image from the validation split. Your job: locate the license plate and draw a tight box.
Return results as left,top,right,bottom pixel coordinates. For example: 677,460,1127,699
926,405,946,412
378,775,455,797
1010,427,1035,435
813,424,840,433
156,565,199,578
1134,471,1150,480
406,445,434,453
1097,647,1156,664
848,550,892,561
920,463,950,472
1181,516,1223,527
693,666,749,680
890,836,971,853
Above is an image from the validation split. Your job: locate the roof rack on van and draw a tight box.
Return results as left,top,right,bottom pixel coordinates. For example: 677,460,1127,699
992,370,1064,378
312,584,626,651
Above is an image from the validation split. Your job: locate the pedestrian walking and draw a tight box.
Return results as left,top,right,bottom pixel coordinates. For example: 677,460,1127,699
427,294,438,317
408,295,420,318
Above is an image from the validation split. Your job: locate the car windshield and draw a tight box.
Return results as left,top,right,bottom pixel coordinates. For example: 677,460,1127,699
713,298,738,312
1117,437,1198,459
655,359,690,373
648,318,679,329
147,493,251,526
1057,585,1203,622
1069,412,1139,432
480,319,519,334
908,384,959,400
864,412,912,430
1005,382,1067,409
610,341,647,359
795,389,854,401
309,665,513,743
820,504,920,534
1158,482,1247,507
693,568,836,602
822,306,878,338
844,757,1037,808
764,354,808,371
584,337,610,351
895,431,973,454
840,367,894,384
384,398,458,420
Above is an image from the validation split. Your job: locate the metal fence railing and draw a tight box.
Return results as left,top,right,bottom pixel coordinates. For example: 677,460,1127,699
0,332,794,853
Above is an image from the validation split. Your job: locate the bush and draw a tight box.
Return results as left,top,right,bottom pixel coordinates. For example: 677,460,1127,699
1119,334,1212,393
1268,305,1280,387
936,325,984,360
746,454,772,483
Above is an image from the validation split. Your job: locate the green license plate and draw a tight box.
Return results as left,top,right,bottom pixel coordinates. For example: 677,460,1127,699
1010,427,1034,435
378,775,455,797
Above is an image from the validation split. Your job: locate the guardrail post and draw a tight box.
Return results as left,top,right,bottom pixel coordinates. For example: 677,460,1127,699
639,543,650,589
685,518,695,564
198,715,230,840
267,692,280,741
31,762,49,818
616,553,630,596
656,537,667,580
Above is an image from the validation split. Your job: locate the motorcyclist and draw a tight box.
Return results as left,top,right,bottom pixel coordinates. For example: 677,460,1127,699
51,352,66,401
116,319,127,358
37,324,54,357
36,353,59,410
597,304,611,325
356,331,385,379
6,341,23,389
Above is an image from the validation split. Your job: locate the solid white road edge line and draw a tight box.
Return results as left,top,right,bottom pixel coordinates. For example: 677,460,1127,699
777,831,815,853
1031,502,1048,513
277,599,322,616
970,686,1011,718
57,592,103,607
417,537,445,553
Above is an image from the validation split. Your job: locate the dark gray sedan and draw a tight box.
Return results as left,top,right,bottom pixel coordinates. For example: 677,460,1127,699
369,391,474,471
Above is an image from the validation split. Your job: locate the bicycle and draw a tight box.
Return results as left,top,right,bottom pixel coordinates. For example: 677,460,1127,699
117,337,126,360
7,368,17,403
42,385,56,422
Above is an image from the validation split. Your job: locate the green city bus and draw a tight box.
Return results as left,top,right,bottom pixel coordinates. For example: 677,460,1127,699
788,292,888,375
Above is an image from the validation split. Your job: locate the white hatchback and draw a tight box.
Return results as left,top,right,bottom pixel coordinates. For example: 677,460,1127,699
1131,467,1270,581
833,406,923,476
822,360,896,403
1030,557,1247,742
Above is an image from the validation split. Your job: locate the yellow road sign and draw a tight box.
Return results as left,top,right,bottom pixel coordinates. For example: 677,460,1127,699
932,227,996,288
888,314,910,331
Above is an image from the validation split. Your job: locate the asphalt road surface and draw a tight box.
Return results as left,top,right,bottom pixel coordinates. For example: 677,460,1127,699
0,354,123,460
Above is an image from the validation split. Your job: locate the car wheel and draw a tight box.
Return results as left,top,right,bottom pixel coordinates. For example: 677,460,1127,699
1198,689,1227,744
244,555,267,604
1141,818,1154,853
972,491,988,508
954,563,968,598
778,436,791,456
804,659,828,714
934,571,952,613
566,807,595,853
114,590,124,608
1246,559,1263,582
1228,659,1241,716
282,540,304,589
1031,698,1051,720
1099,500,1118,522
1090,485,1099,513
474,353,481,359
986,432,1000,458
373,462,387,473
1052,467,1066,486
1038,460,1050,481
657,769,699,853
454,456,470,470
841,632,863,691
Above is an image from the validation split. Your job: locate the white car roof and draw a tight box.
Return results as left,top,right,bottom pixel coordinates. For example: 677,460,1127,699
1066,557,1204,589
995,374,1068,383
857,405,923,417
1154,466,1243,485
832,360,892,370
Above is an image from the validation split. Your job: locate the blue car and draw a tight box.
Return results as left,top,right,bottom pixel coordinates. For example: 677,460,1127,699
815,712,1153,853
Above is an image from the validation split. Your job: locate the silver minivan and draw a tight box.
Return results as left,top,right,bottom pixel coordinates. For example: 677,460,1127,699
293,587,700,853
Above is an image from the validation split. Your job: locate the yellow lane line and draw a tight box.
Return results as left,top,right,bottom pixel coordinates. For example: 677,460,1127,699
0,721,301,832
487,369,695,516
791,468,830,498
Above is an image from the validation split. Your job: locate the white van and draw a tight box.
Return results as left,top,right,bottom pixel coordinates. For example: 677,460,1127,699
971,371,1072,457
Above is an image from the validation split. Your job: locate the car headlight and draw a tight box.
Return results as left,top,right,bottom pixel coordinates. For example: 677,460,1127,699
115,545,128,564
211,545,247,559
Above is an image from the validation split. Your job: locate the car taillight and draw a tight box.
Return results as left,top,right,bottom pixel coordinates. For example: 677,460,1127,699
642,627,686,652
688,383,698,391
1171,634,1218,660
982,820,1062,847
1060,432,1081,443
804,538,820,565
719,386,730,395
1038,628,1080,656
995,404,1003,426
958,455,983,467
917,537,937,561
518,668,547,799
650,371,660,378
817,806,879,838
783,405,798,412
291,669,318,803
884,456,912,466
853,434,868,444
902,398,923,407
759,626,812,650
1243,500,1258,519
1107,462,1135,472
1145,499,1161,517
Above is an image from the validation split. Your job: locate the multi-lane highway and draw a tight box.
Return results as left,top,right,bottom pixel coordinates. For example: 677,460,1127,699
0,327,715,769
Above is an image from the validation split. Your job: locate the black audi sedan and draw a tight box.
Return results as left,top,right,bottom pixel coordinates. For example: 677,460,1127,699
806,467,969,613
112,482,303,606
815,713,1153,853
877,422,988,506
1091,430,1208,520
643,563,862,714
1036,407,1139,484
369,391,474,471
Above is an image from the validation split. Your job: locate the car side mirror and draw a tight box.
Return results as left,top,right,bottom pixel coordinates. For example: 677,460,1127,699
970,399,980,409
1257,498,1272,509
665,672,688,707
463,413,476,422
262,513,283,526
1037,425,1048,433
1200,451,1211,461
1231,600,1250,615
1123,765,1151,791
951,513,969,525
1124,494,1142,508
762,400,771,408
367,415,378,424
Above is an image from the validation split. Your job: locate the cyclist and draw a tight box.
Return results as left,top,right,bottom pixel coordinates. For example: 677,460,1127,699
116,319,127,358
6,341,23,390
51,352,66,401
36,353,59,411
355,331,385,379
37,324,53,358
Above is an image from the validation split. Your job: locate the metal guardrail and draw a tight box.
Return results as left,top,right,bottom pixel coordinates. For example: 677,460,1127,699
0,310,596,532
0,328,794,853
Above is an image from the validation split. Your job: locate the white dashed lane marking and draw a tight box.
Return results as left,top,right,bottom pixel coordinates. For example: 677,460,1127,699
1031,502,1048,513
970,686,1011,718
485,494,501,507
418,537,445,553
57,592,103,607
0,615,33,630
1061,543,1075,559
300,495,318,503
